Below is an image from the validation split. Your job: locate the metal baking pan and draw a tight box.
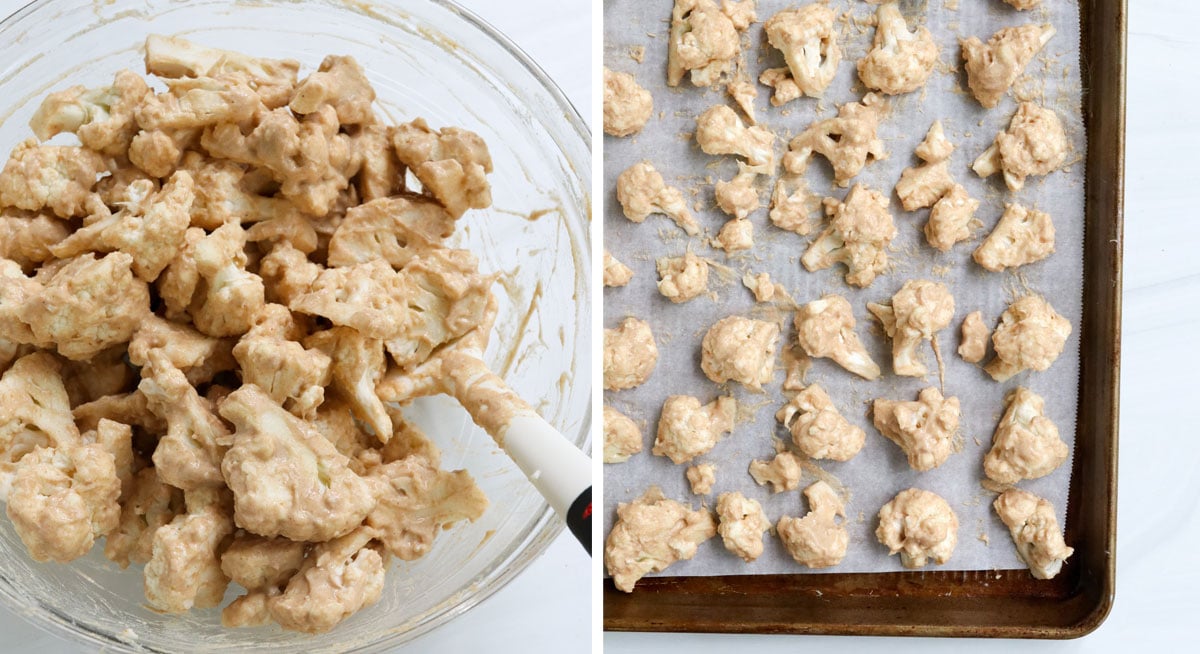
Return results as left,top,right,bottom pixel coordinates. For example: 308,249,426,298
603,0,1124,638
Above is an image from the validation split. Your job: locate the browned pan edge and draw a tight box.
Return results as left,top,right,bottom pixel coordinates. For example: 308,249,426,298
603,0,1124,639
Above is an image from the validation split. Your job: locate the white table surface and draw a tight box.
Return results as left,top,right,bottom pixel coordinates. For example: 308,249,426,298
0,0,591,652
608,0,1195,652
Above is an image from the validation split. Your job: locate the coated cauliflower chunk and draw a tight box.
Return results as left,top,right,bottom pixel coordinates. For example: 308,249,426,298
973,204,1056,272
603,317,658,391
959,310,988,363
103,467,184,568
695,105,775,167
749,451,803,493
290,55,376,125
0,211,70,272
656,252,709,302
761,4,840,103
984,387,1068,484
667,0,745,87
961,24,1056,109
603,405,643,464
872,387,961,471
973,103,1068,191
0,353,79,498
326,195,453,268
716,491,769,562
742,271,780,302
364,454,486,561
220,534,307,594
769,172,813,235
700,316,779,390
232,304,332,419
0,140,106,218
1004,0,1042,9
715,218,754,252
139,351,230,491
136,74,260,131
785,93,886,188
993,489,1073,580
604,486,716,592
128,315,236,387
857,2,939,95
269,527,387,633
776,384,865,461
867,279,955,377
391,117,494,220
794,294,880,380
686,463,716,495
778,480,848,568
615,161,700,235
925,184,980,251
304,326,390,441
603,68,654,137
714,163,762,220
802,185,896,288
985,294,1071,382
604,250,634,288
875,488,958,568
144,34,300,109
143,488,234,614
29,69,150,155
652,395,736,464
166,222,266,337
895,121,956,212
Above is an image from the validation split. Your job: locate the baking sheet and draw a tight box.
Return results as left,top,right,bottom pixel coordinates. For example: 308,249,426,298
603,0,1085,577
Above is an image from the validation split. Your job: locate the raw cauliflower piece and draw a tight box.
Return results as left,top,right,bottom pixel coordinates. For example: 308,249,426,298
778,480,848,568
984,387,1068,484
857,2,938,95
959,310,988,363
700,315,779,390
604,486,716,592
749,450,803,493
0,139,106,218
686,463,716,495
925,184,980,251
603,68,654,137
603,317,658,391
304,326,391,442
985,295,1072,382
289,55,375,125
364,455,487,560
715,218,754,252
604,250,635,288
872,387,960,471
876,488,958,568
218,384,376,542
103,467,185,568
973,103,1068,191
652,395,736,464
615,161,699,236
326,195,452,268
761,4,840,102
785,93,887,187
895,122,957,212
139,351,230,491
233,304,332,419
144,34,300,109
0,210,70,272
776,384,865,461
716,491,769,562
29,69,150,156
793,294,881,380
993,489,1073,580
143,488,234,614
391,117,493,220
960,24,1056,109
769,172,813,235
667,0,744,87
128,315,236,387
603,405,643,464
268,527,387,634
695,105,775,167
867,279,955,377
974,204,1055,272
802,185,896,288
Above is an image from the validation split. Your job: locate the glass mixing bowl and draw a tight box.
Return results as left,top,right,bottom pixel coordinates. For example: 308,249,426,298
0,0,591,651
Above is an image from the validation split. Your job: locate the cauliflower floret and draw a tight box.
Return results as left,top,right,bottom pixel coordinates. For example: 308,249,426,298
222,591,278,628
603,317,658,391
128,315,236,387
59,346,136,406
715,218,754,252
785,94,887,188
364,454,487,560
727,77,758,125
794,294,881,380
232,304,332,418
178,154,309,229
268,527,387,633
993,489,1073,580
925,184,980,251
857,2,939,95
0,139,106,218
960,24,1056,109
144,34,300,109
741,271,778,302
143,488,234,614
872,387,960,471
0,259,49,346
103,467,185,568
260,245,398,338
802,184,896,288
81,418,134,501
289,55,376,125
0,210,70,272
603,405,643,464
778,480,848,568
304,326,391,442
604,486,716,592
218,384,376,542
973,103,1068,191
985,294,1072,382
958,310,988,363
984,387,1068,484
714,163,762,220
139,351,230,490
603,68,654,137
973,203,1055,272
776,384,865,461
876,488,958,568
221,534,307,592
695,105,775,167
392,117,493,220
351,124,401,202
701,315,779,390
895,122,958,212
604,250,635,288
189,222,268,337
652,394,736,464
915,120,955,163
73,390,166,437
768,172,813,235
716,491,769,562
667,0,743,87
761,5,839,103
246,212,320,254
615,161,699,236
686,463,716,495
30,69,150,155
748,450,803,493
867,279,955,377
327,195,453,268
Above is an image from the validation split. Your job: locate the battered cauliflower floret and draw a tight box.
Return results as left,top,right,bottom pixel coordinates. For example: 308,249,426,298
188,222,268,337
232,304,332,419
1003,0,1041,9
352,123,401,202
715,491,769,562
304,326,391,442
128,315,236,386
604,250,634,288
652,395,736,464
985,294,1072,382
59,346,136,407
895,122,957,212
700,315,779,390
984,387,1068,484
143,488,234,614
974,204,1055,272
326,195,452,268
103,467,185,568
604,486,716,592
727,77,758,125
686,463,716,495
29,69,150,156
364,454,487,560
875,488,958,568
603,317,658,391
925,184,980,251
778,480,848,568
289,55,376,125
857,2,939,95
993,489,1073,580
129,128,197,178
81,418,134,501
667,0,744,87
742,271,778,302
73,390,166,438
695,105,774,167
872,387,960,471
391,117,493,220
867,279,955,377
761,4,840,103
0,139,106,218
748,451,803,493
802,184,896,288
144,34,300,109
973,103,1068,191
0,259,48,347
179,154,313,230
136,74,261,131
222,591,278,628
776,384,865,461
960,24,1056,109
0,211,70,272
769,171,815,236
603,68,654,137
139,351,230,491
714,163,762,220
604,405,643,464
260,245,398,338
715,218,754,252
958,310,988,363
915,120,955,163
785,93,887,187
221,534,307,593
615,161,700,236
268,527,387,634
793,295,881,380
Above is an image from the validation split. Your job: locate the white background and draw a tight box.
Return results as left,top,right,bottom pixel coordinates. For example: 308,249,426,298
0,0,591,652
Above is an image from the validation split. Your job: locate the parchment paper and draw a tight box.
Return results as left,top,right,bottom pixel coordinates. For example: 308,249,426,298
602,0,1085,577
